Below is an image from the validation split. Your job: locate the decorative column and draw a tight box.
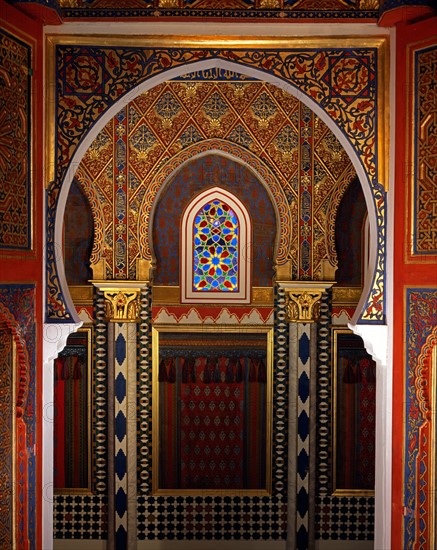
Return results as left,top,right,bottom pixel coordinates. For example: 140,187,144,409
280,282,333,550
92,281,147,550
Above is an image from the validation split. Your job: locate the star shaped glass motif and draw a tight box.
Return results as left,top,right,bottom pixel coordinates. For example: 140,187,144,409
193,200,239,292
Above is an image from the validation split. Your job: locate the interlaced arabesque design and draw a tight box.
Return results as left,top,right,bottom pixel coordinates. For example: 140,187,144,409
413,46,437,254
0,30,31,250
47,46,385,323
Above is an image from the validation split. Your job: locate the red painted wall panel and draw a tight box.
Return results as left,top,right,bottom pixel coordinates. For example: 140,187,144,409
392,16,437,550
0,1,44,547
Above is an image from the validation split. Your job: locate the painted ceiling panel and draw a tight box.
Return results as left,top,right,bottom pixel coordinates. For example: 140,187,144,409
56,0,380,18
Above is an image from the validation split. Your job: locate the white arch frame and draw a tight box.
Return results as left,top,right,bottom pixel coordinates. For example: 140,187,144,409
45,46,391,550
53,57,379,328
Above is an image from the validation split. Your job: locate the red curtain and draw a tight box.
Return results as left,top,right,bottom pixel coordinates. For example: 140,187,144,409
159,355,266,490
54,355,88,489
337,356,376,490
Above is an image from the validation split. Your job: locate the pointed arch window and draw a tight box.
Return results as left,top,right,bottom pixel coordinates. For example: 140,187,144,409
181,187,251,303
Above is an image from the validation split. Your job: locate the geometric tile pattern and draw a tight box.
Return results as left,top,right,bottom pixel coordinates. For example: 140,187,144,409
54,495,108,539
94,291,108,495
60,1,379,20
412,45,437,255
137,286,152,494
114,325,128,548
272,285,289,499
0,29,32,250
316,495,375,540
296,324,311,549
137,494,286,541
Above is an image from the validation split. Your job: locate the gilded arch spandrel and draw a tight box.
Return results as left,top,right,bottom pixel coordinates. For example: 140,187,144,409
45,35,389,323
76,82,361,284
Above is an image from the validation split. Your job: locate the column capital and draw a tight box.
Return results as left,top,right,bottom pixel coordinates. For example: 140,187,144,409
91,281,149,323
277,281,334,323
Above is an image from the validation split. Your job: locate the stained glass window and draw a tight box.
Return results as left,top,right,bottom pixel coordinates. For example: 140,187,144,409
181,186,251,303
193,200,239,292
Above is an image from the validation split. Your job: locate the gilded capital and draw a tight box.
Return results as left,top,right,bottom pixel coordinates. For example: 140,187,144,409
286,290,323,323
278,281,334,323
91,281,149,323
103,289,140,323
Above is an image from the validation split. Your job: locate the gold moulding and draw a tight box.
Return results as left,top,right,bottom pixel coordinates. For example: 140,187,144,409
332,286,362,305
69,284,361,308
152,286,274,305
68,285,94,304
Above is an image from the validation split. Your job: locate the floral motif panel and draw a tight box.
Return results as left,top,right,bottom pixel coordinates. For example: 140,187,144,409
404,289,437,549
411,44,437,256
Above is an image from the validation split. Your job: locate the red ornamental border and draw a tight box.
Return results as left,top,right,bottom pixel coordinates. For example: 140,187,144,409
0,303,31,549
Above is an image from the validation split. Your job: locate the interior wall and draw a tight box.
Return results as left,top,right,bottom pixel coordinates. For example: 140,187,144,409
335,178,367,287
45,19,388,548
64,179,94,285
153,154,276,286
0,2,45,548
56,101,374,549
391,16,437,550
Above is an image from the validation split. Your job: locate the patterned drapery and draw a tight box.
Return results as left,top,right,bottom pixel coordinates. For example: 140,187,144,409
337,356,376,490
54,354,88,489
159,355,266,490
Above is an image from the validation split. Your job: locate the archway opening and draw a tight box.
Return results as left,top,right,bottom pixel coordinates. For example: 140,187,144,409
54,58,379,328
57,62,379,546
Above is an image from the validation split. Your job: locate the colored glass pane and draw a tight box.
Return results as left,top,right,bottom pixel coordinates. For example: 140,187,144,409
193,200,239,292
